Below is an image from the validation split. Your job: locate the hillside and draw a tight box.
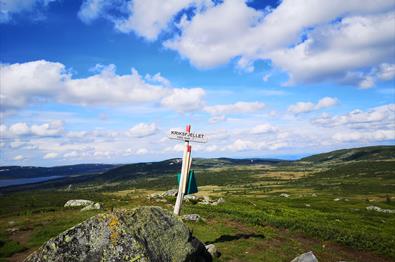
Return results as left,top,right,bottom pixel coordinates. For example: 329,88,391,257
1,146,395,261
0,164,116,180
300,145,395,163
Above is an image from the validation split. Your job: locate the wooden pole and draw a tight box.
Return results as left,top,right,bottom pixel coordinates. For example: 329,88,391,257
182,145,192,194
174,125,191,215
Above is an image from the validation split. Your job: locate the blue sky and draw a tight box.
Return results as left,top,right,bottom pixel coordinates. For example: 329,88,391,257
0,0,394,166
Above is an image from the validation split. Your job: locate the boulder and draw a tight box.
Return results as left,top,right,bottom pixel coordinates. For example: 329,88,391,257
291,251,318,262
184,195,198,201
80,203,101,212
24,206,211,262
64,199,94,207
205,244,220,258
214,198,225,205
182,214,205,222
161,189,178,197
366,205,395,214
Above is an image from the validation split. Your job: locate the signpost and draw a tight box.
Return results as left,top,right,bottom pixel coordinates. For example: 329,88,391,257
169,125,207,215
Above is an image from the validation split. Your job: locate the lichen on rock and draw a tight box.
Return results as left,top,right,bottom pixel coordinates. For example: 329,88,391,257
24,206,211,262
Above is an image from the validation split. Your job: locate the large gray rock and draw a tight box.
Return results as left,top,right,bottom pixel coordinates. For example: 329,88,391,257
64,199,94,207
25,206,211,262
291,251,318,262
80,202,101,212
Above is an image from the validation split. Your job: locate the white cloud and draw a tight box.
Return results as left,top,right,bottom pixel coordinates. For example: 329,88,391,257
0,0,57,23
312,104,395,129
288,97,338,114
43,152,58,159
160,88,205,112
250,124,277,134
9,123,30,136
10,139,25,148
31,120,63,136
288,102,315,114
77,0,109,24
0,60,67,110
315,97,338,109
0,60,205,112
377,63,395,81
164,0,395,86
3,121,64,138
333,130,395,142
114,0,197,40
13,155,24,161
145,73,171,87
136,148,148,155
205,101,265,116
127,123,158,138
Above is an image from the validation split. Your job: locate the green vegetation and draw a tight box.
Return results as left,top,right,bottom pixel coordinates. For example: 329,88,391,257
0,146,394,261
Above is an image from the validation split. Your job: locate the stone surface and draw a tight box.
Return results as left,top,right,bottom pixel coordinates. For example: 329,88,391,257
80,203,101,212
24,206,211,262
290,251,318,262
182,214,204,222
64,199,94,207
161,189,178,197
366,205,395,213
205,244,220,258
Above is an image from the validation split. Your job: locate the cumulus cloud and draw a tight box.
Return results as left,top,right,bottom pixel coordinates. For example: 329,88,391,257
2,121,64,137
164,0,395,86
250,124,277,134
114,0,196,40
205,101,265,116
127,123,158,138
9,123,30,136
13,155,24,161
333,130,395,142
78,0,211,41
0,0,58,23
312,104,395,129
288,97,338,114
161,88,205,112
77,0,110,24
43,152,58,159
0,60,205,112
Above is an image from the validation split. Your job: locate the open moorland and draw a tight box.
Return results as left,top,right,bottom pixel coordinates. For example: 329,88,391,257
0,145,394,261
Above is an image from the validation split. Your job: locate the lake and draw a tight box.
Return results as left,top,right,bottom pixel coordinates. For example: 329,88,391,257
0,176,64,188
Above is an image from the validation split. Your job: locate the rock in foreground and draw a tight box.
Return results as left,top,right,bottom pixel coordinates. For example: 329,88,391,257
291,251,318,262
25,206,211,262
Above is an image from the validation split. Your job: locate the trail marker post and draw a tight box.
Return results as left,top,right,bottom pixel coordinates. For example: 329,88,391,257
169,125,207,215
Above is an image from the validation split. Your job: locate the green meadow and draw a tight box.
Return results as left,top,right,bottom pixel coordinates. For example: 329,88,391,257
0,146,394,261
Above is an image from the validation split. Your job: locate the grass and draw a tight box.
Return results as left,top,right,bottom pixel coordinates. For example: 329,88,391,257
0,156,394,261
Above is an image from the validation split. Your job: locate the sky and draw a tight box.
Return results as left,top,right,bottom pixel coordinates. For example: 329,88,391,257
0,0,394,166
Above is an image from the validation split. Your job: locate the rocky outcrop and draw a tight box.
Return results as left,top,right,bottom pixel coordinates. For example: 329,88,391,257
291,251,318,262
80,202,101,212
366,205,395,213
148,191,225,206
64,199,94,207
182,214,205,222
24,206,211,262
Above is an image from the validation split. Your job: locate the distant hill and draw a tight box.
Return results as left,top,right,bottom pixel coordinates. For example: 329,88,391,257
96,157,286,182
300,145,395,163
0,164,116,179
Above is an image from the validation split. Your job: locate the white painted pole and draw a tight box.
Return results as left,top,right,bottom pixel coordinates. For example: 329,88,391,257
182,146,192,194
174,124,191,215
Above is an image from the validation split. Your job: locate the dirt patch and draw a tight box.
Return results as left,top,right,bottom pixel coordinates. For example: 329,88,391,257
292,232,393,262
7,248,34,262
9,229,33,246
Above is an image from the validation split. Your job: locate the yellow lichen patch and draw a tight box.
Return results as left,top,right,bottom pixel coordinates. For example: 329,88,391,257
108,215,120,244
